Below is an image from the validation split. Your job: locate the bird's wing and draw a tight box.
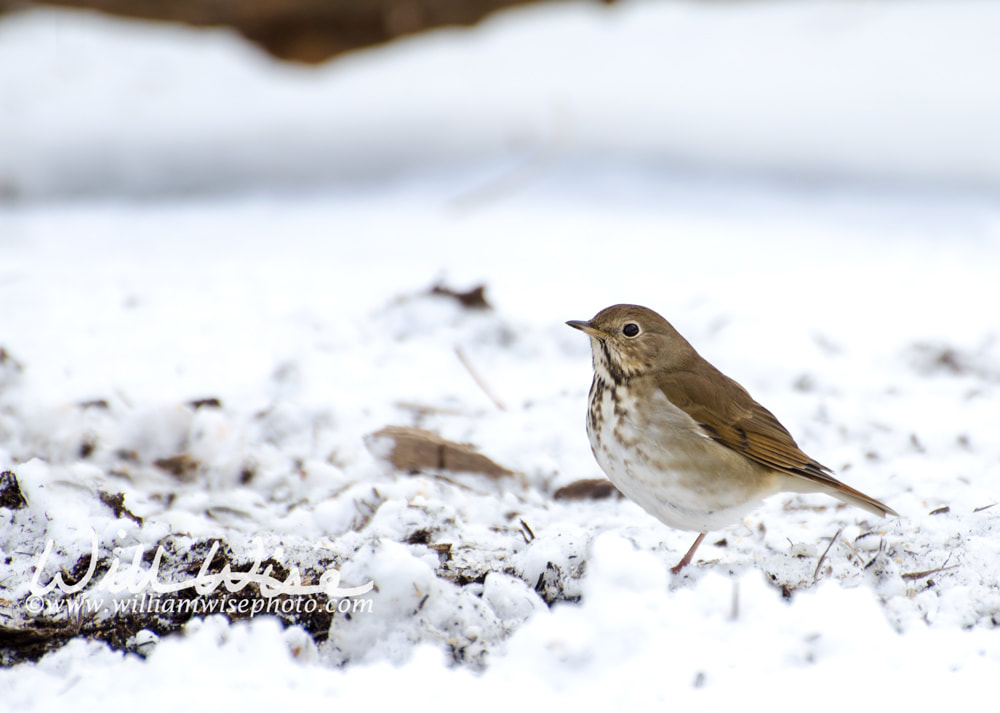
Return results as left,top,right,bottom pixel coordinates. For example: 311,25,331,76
657,367,896,517
657,367,835,482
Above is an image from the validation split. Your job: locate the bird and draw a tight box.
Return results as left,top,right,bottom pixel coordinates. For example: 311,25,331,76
567,304,897,574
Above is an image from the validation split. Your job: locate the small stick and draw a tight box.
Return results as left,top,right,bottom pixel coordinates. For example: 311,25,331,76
813,527,844,582
519,519,536,543
901,565,959,581
455,347,506,411
863,537,887,570
840,536,863,564
902,554,957,581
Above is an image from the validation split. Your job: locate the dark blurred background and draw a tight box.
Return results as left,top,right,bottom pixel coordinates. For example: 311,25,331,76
0,0,585,62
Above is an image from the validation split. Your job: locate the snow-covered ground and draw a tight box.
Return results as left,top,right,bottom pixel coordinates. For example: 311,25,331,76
2,2,1000,710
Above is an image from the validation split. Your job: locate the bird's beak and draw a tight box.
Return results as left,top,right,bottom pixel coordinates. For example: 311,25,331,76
566,320,606,339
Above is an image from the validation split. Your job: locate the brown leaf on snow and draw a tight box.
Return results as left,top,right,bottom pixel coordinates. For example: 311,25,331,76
553,478,622,501
429,283,491,310
365,426,511,478
154,453,200,480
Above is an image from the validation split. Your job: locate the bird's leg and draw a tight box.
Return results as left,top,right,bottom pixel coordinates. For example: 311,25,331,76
671,532,707,574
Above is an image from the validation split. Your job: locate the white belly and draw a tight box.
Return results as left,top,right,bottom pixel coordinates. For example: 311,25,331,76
587,378,777,533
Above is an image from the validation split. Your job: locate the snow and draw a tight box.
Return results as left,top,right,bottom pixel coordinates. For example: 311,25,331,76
1,1,1000,710
3,0,1000,198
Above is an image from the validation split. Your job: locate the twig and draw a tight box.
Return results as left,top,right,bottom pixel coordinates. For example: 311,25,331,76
863,537,887,570
840,537,863,565
901,565,959,581
455,347,506,411
519,519,536,543
902,554,957,581
813,527,844,582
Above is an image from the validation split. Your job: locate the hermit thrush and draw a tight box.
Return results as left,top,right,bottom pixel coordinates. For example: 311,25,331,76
568,304,897,574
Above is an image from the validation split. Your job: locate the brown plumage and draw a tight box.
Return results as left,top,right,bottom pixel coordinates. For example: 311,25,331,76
657,363,896,518
568,303,897,573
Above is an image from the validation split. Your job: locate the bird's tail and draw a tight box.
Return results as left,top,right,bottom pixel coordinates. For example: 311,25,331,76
787,472,898,518
813,479,898,518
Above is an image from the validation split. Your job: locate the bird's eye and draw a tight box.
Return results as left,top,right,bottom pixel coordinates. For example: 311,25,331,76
622,323,640,337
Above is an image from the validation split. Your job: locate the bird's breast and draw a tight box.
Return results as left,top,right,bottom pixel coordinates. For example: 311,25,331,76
586,375,777,532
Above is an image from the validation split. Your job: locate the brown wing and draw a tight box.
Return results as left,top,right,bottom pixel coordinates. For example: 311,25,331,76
657,364,897,517
657,365,838,484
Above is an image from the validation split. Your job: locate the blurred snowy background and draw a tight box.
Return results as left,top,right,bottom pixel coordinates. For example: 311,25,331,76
1,1,999,709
